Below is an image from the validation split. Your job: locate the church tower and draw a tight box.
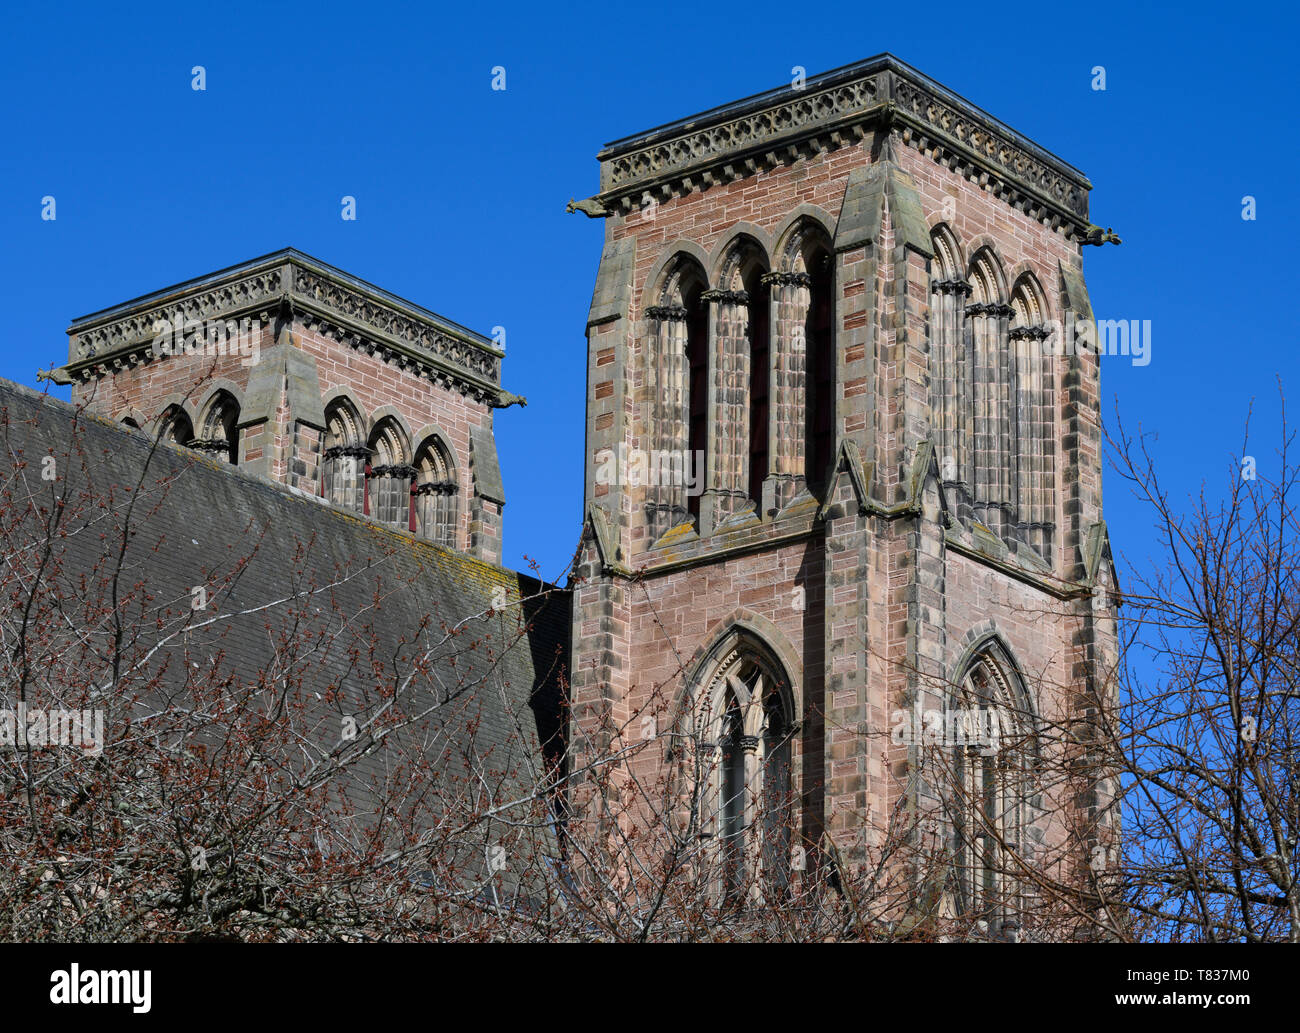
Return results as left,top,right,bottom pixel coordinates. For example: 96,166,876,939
568,55,1119,934
49,249,522,565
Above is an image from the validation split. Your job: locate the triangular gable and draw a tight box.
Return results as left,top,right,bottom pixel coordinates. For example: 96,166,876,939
819,437,873,519
583,502,624,572
1083,519,1121,597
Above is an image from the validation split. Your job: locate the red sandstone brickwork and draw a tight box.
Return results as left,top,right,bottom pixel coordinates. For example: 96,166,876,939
575,113,1111,894
72,319,497,557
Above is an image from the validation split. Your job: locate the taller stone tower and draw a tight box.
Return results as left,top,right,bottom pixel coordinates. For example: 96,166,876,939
568,55,1119,933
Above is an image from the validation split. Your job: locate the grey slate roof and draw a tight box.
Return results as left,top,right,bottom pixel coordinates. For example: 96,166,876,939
0,377,570,896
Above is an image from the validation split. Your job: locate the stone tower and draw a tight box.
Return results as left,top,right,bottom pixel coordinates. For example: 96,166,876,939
49,249,522,565
569,55,1118,932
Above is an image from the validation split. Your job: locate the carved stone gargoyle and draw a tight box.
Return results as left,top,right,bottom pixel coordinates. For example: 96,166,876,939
1081,224,1122,246
566,196,611,218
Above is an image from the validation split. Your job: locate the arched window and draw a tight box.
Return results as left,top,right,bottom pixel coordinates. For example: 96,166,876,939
646,254,709,539
156,405,194,449
193,390,241,465
745,265,770,506
948,641,1036,934
929,225,969,504
767,219,835,508
413,434,458,547
685,635,796,904
322,398,367,514
366,417,413,528
804,246,834,497
686,284,709,526
1010,274,1055,560
966,248,1013,538
708,236,770,523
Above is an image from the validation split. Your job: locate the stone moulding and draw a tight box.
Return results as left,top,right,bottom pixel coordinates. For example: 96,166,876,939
56,249,515,406
590,54,1092,238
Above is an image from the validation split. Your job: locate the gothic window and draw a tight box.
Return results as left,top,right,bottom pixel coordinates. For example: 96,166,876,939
966,248,1013,538
805,246,834,496
768,219,834,510
949,641,1036,933
646,253,709,539
708,236,769,523
156,405,194,449
322,398,367,514
746,266,770,506
413,434,458,548
720,690,746,899
1010,274,1055,560
929,225,969,501
687,635,796,904
685,287,708,525
193,390,241,465
366,417,413,528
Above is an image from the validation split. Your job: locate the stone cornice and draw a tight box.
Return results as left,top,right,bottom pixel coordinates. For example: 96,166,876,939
58,249,521,407
590,54,1092,238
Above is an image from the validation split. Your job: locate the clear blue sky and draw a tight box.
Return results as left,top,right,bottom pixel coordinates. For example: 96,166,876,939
1,0,1295,585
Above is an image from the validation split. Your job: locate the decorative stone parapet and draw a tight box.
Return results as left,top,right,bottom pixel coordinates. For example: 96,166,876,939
59,249,513,406
591,53,1091,237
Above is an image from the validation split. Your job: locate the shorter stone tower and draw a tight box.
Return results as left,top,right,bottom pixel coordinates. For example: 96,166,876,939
49,249,522,565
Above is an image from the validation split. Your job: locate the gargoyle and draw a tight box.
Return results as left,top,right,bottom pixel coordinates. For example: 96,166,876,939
1081,224,1122,246
566,196,611,218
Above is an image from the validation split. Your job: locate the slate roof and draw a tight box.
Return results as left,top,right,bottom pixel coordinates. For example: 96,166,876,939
0,377,570,898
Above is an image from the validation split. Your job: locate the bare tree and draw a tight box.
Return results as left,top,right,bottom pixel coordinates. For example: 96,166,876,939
1089,390,1300,942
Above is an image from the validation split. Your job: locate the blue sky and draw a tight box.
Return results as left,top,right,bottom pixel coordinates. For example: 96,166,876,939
1,0,1296,585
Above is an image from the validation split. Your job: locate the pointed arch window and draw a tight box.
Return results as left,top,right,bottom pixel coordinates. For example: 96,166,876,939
687,638,796,904
1009,276,1055,559
646,254,709,539
157,406,194,449
367,417,414,528
767,220,835,507
746,266,771,506
805,246,834,497
929,226,970,504
322,398,367,514
413,435,459,548
686,290,709,525
966,250,1014,538
704,237,770,524
192,390,241,465
949,643,1036,933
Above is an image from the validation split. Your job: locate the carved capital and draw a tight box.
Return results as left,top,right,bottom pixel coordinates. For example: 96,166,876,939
645,305,689,322
369,463,417,480
932,278,973,297
324,444,373,461
701,289,750,305
761,271,812,288
414,480,457,496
